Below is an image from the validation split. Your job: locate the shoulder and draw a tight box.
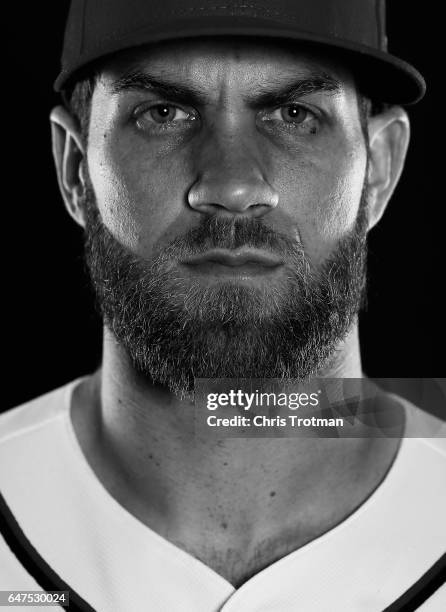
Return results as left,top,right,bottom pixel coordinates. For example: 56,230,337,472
396,393,446,451
384,394,446,500
0,380,82,446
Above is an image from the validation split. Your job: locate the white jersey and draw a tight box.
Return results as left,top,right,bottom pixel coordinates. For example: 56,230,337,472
0,379,445,611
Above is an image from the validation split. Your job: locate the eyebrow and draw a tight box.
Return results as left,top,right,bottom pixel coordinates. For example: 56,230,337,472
110,70,342,108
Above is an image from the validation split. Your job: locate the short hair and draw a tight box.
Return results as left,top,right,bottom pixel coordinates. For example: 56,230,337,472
62,75,96,146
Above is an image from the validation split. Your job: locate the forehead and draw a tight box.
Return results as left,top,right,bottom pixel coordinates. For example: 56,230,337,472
98,36,356,91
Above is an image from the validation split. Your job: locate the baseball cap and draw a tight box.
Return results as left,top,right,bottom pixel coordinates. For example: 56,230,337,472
55,0,425,104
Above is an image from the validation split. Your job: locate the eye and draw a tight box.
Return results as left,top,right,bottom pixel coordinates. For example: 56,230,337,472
134,103,197,131
259,103,321,134
271,104,314,125
145,104,189,123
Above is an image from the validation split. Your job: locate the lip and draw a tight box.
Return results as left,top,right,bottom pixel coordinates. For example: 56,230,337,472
181,249,283,268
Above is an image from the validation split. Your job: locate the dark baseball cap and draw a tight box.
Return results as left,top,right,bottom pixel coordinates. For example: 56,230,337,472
55,0,425,104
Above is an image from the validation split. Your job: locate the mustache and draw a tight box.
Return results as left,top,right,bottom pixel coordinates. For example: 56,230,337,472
82,191,308,279
156,215,304,262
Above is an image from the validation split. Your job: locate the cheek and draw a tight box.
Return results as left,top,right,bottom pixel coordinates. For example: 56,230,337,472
87,129,191,256
275,142,367,264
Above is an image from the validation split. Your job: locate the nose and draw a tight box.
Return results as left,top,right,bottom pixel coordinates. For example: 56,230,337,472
187,131,279,217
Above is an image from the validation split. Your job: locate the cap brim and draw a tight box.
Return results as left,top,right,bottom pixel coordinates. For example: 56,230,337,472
55,15,426,104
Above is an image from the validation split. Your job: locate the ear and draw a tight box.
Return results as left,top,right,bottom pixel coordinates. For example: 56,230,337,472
50,105,88,228
366,106,410,230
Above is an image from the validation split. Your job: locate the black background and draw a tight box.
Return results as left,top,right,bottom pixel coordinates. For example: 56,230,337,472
3,2,440,411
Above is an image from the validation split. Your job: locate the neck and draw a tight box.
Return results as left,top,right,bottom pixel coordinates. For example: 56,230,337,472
71,324,401,585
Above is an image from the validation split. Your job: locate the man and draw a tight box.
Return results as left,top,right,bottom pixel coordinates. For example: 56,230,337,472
1,1,445,610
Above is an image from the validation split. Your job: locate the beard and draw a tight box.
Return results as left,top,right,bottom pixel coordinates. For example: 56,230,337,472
82,176,369,398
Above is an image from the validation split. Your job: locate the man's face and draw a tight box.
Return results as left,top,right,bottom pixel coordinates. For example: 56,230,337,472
81,38,370,396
